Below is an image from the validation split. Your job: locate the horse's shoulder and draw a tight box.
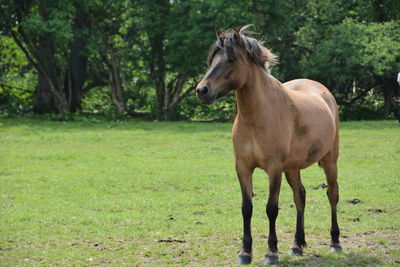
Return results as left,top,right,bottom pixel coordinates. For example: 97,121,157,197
284,79,326,92
283,78,307,89
284,79,334,101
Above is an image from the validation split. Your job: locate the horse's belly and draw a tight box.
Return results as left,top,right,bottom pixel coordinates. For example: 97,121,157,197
284,121,336,171
283,145,327,170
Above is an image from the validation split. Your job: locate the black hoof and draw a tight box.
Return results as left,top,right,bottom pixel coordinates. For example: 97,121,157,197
236,255,252,265
263,254,279,265
329,245,342,253
288,247,303,256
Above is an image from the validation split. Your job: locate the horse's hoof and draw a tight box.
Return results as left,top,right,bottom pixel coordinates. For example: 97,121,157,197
236,255,252,265
329,245,342,253
236,251,252,265
288,247,303,256
263,254,279,265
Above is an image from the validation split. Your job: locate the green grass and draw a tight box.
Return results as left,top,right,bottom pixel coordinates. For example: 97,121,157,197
0,118,399,266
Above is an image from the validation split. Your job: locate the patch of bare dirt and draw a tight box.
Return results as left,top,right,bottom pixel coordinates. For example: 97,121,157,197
157,238,186,243
344,232,400,251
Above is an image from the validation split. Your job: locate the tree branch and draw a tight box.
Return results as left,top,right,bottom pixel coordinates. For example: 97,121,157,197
336,82,389,106
7,26,39,71
0,82,32,93
177,84,196,104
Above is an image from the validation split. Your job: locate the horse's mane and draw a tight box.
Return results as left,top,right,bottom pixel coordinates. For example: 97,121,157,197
208,25,278,72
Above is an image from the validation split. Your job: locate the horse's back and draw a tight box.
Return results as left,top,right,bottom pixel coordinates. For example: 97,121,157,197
284,79,338,121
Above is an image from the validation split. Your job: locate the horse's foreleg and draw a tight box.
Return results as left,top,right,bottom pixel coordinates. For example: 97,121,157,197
236,163,254,265
264,170,282,265
285,170,307,256
320,158,342,253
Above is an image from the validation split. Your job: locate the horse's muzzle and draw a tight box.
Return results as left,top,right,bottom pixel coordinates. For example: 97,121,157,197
196,86,216,104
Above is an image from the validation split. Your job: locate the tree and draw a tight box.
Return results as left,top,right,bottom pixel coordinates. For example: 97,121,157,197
82,0,129,114
0,0,90,114
126,0,255,119
1,0,398,120
0,34,36,114
253,0,308,81
0,0,131,115
294,0,400,119
68,7,89,112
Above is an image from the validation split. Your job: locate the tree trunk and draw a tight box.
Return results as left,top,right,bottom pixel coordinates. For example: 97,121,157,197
34,71,57,114
164,75,194,119
159,74,196,120
35,42,69,114
100,50,126,114
382,81,395,119
68,10,88,112
155,78,165,117
109,62,125,114
31,3,69,114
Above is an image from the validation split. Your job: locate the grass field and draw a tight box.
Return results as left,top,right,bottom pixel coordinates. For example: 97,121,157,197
0,117,399,266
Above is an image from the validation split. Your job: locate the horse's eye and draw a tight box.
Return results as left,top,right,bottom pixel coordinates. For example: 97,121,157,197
227,59,234,63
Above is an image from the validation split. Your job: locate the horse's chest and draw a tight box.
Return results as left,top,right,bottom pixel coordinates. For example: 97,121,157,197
232,129,278,167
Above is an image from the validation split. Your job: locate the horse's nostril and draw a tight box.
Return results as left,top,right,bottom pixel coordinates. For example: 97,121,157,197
196,86,209,95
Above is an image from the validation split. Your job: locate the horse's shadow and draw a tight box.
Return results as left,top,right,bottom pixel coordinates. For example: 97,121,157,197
275,252,382,266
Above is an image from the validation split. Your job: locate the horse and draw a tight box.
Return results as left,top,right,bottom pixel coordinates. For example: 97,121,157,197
196,26,341,265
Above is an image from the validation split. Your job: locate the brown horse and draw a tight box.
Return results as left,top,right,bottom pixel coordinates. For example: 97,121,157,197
196,26,341,265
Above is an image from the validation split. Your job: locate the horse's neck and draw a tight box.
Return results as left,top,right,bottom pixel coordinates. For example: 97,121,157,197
235,67,289,124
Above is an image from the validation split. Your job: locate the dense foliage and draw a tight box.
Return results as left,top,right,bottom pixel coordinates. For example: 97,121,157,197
0,0,399,120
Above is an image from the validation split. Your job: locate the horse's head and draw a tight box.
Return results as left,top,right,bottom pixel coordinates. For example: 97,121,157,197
196,25,277,105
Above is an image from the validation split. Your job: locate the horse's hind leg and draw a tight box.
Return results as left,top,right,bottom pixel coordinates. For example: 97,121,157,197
285,170,307,256
320,150,342,252
235,162,254,265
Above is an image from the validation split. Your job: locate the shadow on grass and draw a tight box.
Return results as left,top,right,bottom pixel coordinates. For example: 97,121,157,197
2,117,398,137
280,252,382,266
0,116,232,134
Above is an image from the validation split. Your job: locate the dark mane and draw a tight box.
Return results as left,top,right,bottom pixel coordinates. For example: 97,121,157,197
207,25,278,71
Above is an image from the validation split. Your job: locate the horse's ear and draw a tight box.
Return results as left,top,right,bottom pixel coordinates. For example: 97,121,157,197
215,26,222,39
233,27,243,46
